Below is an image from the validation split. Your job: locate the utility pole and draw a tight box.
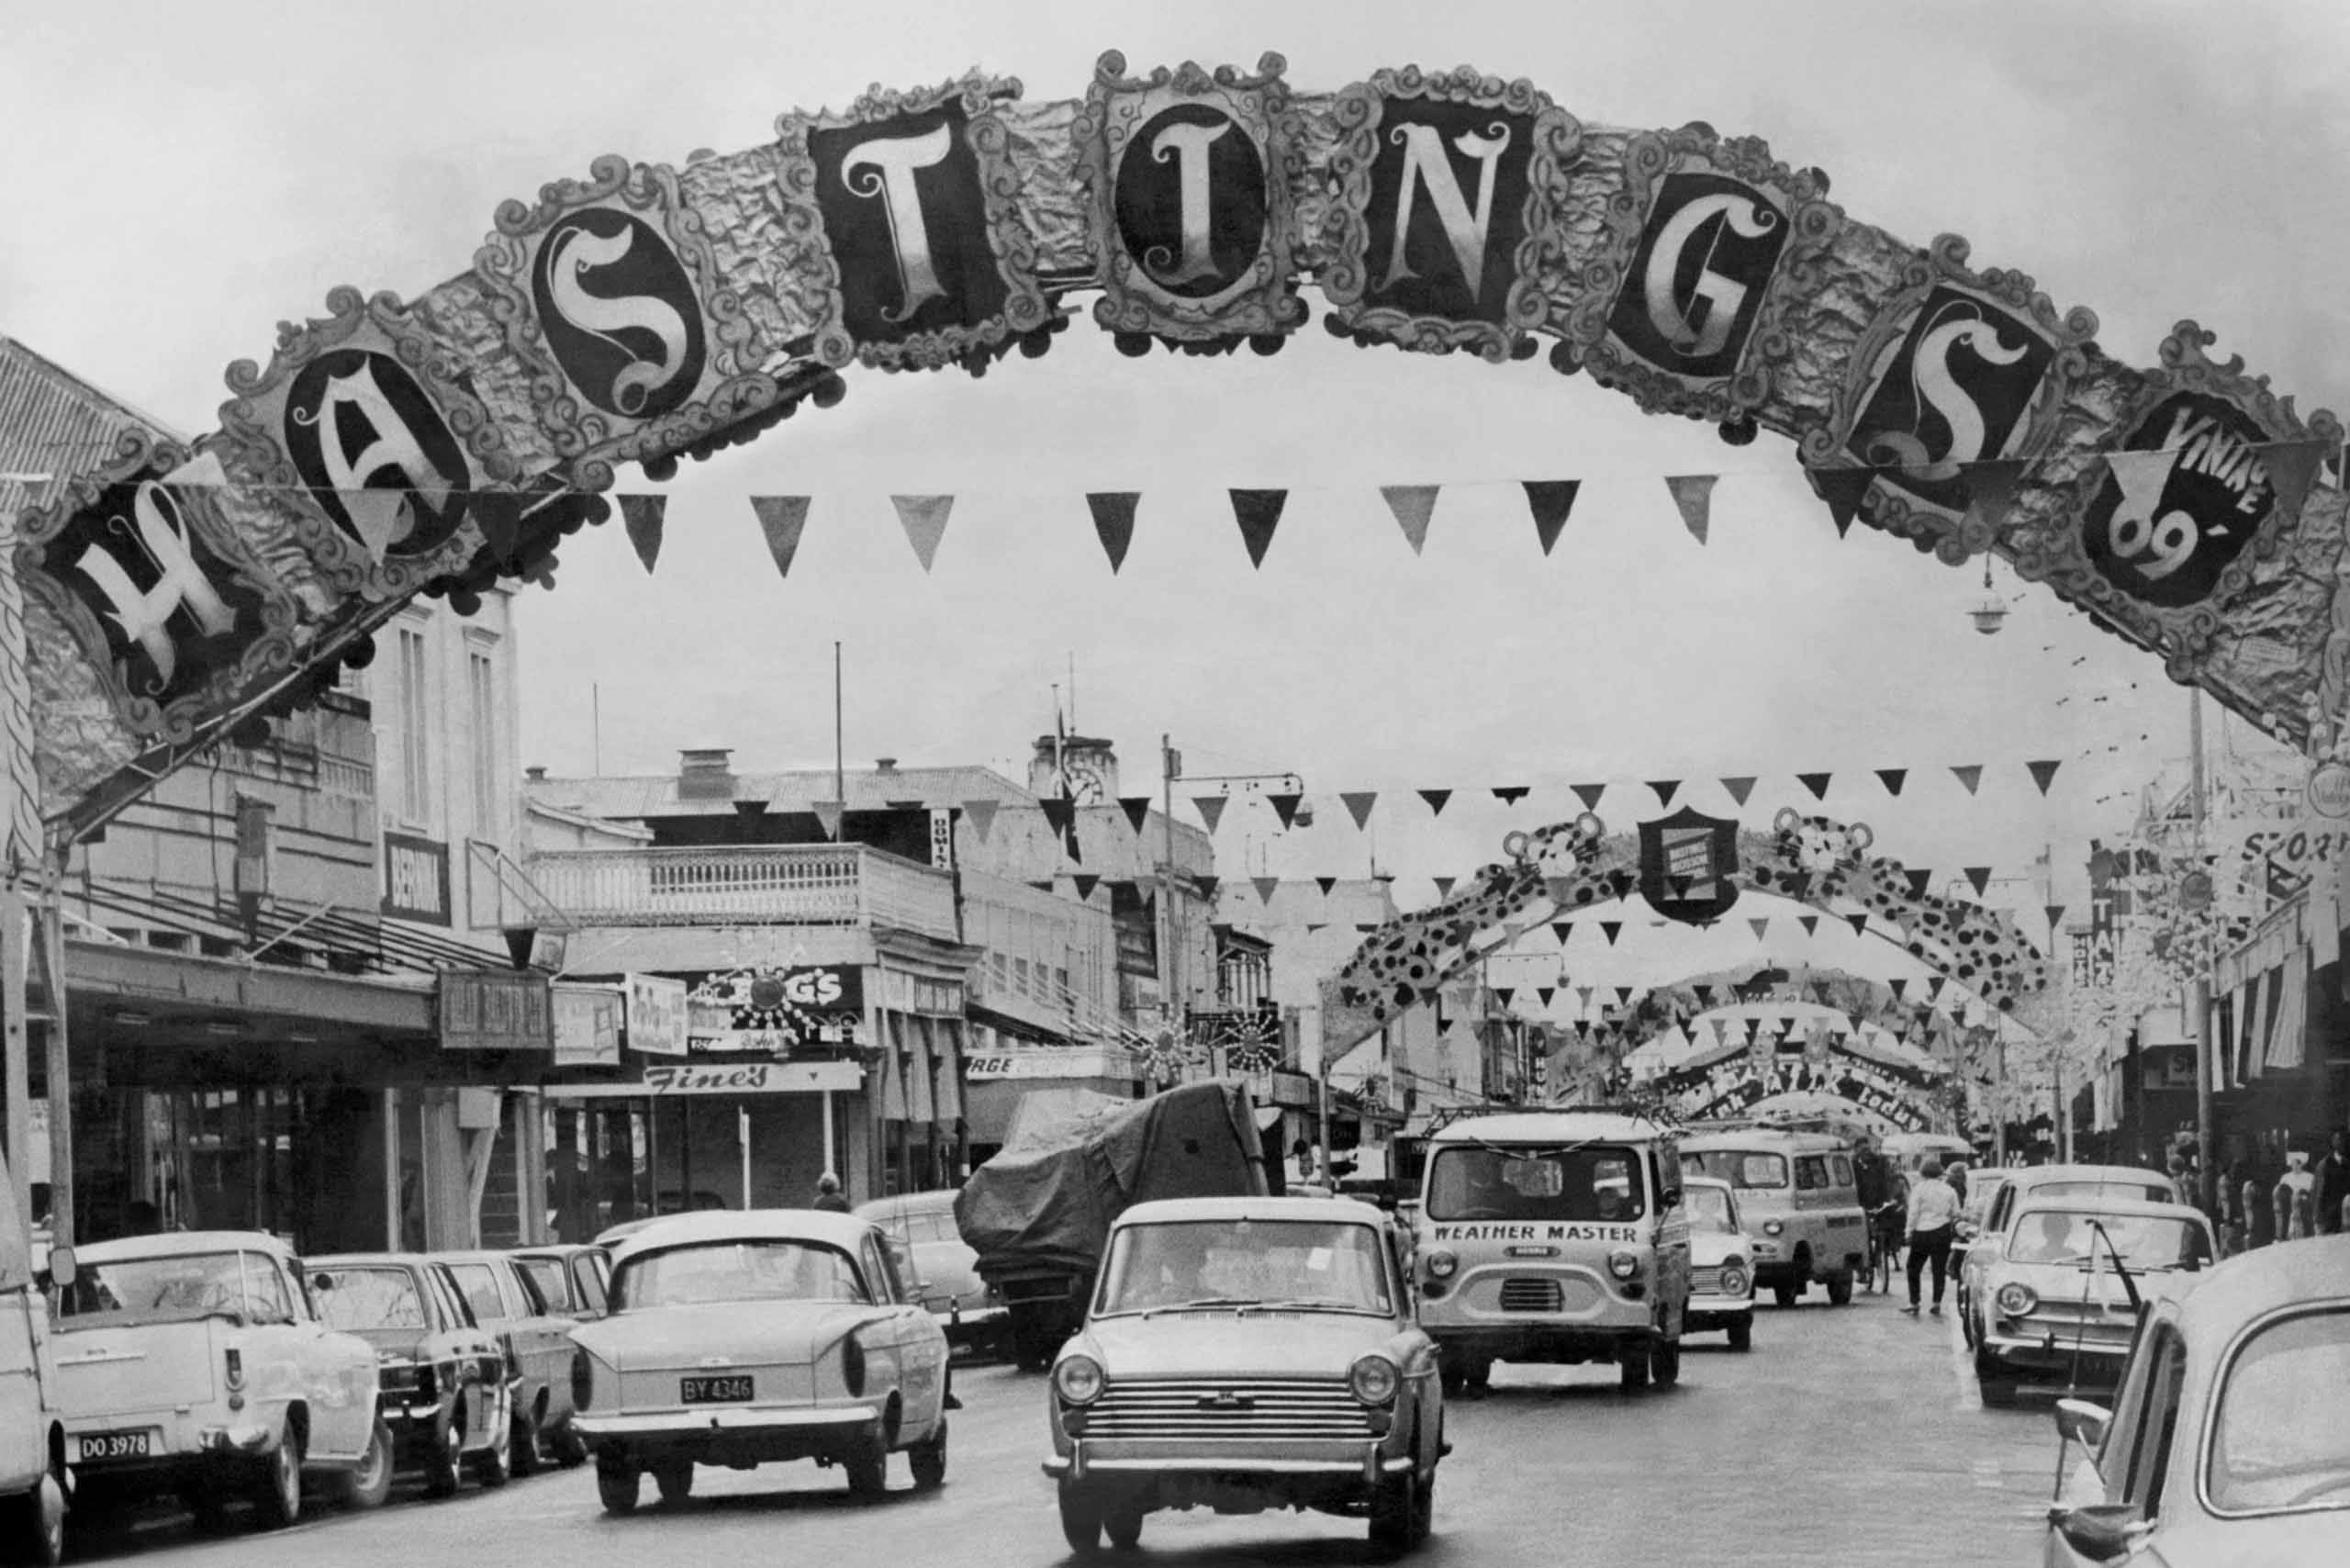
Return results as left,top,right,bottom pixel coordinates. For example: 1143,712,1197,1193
2190,690,2215,1213
1159,735,1181,1076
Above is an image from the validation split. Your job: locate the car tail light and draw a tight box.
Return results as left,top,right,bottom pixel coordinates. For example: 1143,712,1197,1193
571,1350,593,1411
841,1336,867,1397
224,1348,245,1392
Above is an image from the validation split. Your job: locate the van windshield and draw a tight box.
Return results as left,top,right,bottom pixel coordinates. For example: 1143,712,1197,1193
1427,1145,1646,1222
1684,1150,1789,1190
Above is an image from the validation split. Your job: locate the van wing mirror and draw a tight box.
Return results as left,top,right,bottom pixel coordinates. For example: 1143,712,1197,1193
44,1246,75,1291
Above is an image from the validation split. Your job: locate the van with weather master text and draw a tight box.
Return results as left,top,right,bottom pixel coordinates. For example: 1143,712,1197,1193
0,1151,69,1565
1411,1111,1690,1394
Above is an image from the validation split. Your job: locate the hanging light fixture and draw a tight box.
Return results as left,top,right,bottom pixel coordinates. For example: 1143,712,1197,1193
1969,556,2009,635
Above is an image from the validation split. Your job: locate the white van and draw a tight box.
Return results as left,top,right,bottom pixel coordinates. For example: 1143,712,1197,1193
0,1158,68,1564
1679,1129,1865,1306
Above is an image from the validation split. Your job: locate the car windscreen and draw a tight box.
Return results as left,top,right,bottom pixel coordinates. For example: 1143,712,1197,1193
57,1251,248,1327
2004,1210,2211,1270
1095,1218,1393,1316
1683,1150,1788,1191
2207,1306,2350,1516
1683,1185,1741,1236
1427,1144,1646,1222
613,1239,867,1310
2017,1179,2171,1209
314,1267,427,1331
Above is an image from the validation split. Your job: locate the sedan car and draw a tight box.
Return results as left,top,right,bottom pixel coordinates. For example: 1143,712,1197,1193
432,1250,580,1473
1680,1178,1757,1351
1973,1198,2213,1407
1044,1196,1443,1556
512,1245,611,1324
569,1210,951,1512
855,1191,1007,1359
2043,1234,2350,1565
1958,1165,2172,1346
308,1254,515,1495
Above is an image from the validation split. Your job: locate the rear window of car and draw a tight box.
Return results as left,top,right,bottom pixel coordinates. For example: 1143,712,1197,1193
316,1267,426,1331
447,1263,507,1325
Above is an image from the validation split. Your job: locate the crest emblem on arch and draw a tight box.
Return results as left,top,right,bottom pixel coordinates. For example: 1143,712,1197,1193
1639,805,1740,924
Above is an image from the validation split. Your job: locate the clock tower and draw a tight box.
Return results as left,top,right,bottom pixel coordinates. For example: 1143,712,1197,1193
1029,734,1119,803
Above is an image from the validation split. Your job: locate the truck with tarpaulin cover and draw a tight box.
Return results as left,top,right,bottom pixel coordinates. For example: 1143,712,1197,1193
953,1080,1281,1369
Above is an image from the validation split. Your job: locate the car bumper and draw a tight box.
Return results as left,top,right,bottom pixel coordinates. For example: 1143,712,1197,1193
1685,1292,1754,1327
1977,1328,2131,1377
1043,1438,1414,1485
574,1402,885,1465
62,1417,281,1493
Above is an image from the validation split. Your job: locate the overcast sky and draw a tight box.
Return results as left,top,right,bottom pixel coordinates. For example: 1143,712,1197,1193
6,0,2344,987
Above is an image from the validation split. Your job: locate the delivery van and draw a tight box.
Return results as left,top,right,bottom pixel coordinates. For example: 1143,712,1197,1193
0,1156,69,1564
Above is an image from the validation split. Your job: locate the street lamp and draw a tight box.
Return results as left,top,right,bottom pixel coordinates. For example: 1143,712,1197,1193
1968,558,2009,636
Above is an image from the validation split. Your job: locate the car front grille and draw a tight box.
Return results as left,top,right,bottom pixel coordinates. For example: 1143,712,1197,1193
1689,1266,1723,1295
1498,1277,1565,1313
1080,1378,1374,1441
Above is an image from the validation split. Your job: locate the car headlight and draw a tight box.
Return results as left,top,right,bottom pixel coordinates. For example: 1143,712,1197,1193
1424,1249,1458,1280
1053,1353,1104,1406
1762,1219,1785,1237
1348,1354,1400,1406
841,1335,867,1397
1718,1263,1750,1298
1606,1249,1640,1281
1995,1282,2038,1318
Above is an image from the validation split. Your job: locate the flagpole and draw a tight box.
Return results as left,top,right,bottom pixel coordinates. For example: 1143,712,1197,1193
834,642,845,811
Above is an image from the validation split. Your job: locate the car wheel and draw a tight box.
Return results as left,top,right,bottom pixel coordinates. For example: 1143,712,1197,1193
471,1399,512,1489
424,1405,464,1497
653,1461,693,1505
1826,1270,1855,1307
1368,1463,1420,1553
1770,1279,1799,1308
4,1454,68,1566
251,1422,304,1530
185,1486,234,1535
1104,1501,1145,1551
596,1458,641,1515
843,1439,888,1500
1618,1349,1651,1392
1726,1315,1752,1352
909,1418,947,1490
1058,1483,1103,1556
1649,1336,1681,1388
1974,1346,2019,1408
511,1397,543,1478
551,1419,590,1470
330,1419,394,1511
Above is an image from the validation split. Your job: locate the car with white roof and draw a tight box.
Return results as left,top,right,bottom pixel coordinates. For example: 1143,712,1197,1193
1972,1197,2213,1407
1679,1177,1757,1351
1957,1165,2176,1357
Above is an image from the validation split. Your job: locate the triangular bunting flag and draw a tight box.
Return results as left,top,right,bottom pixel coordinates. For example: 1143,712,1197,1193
473,489,524,564
812,800,844,840
1266,792,1304,830
1709,1018,1729,1046
1193,795,1228,833
1253,876,1281,905
1315,877,1337,896
1195,875,1219,902
1665,474,1718,544
1341,791,1378,830
1847,913,1868,936
1307,923,1326,934
1229,489,1286,568
1964,867,1992,897
1615,986,1634,1006
1875,768,1908,798
1119,796,1151,834
1600,921,1622,946
1905,868,1932,900
1572,783,1606,811
962,799,998,840
1889,978,1908,1002
1951,764,1984,795
1743,1018,1761,1043
1649,779,1680,809
1816,465,1876,538
1433,876,1456,900
1381,485,1440,554
890,494,954,572
1798,915,1818,935
1926,975,1947,1000
1797,771,1832,800
1694,984,1716,1005
1041,797,1075,838
1537,986,1554,1007
1085,492,1138,573
1419,789,1451,816
1071,874,1100,902
1719,776,1757,807
751,495,813,577
2266,439,2331,522
1748,917,1770,941
1029,879,1055,893
1522,480,1581,555
2044,904,2066,932
2026,759,2061,796
1493,786,1529,805
1552,922,1573,946
617,493,666,574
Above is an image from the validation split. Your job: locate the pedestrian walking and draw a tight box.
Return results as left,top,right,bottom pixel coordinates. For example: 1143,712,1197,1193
2275,1148,2318,1242
2316,1129,2350,1237
812,1171,851,1213
1899,1157,1961,1317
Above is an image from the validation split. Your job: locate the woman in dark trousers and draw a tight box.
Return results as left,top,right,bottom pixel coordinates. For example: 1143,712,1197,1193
1900,1158,1963,1317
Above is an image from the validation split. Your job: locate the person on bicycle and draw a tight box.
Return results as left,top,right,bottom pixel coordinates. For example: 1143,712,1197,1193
1853,1137,1903,1293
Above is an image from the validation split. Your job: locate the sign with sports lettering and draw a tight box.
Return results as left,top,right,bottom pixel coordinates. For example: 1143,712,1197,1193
778,73,1049,372
380,831,451,924
1323,68,1578,361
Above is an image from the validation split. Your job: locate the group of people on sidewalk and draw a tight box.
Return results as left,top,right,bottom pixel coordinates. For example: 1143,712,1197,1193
1852,1140,1970,1315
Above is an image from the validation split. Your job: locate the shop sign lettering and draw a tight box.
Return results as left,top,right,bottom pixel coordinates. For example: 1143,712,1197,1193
1429,1223,1640,1243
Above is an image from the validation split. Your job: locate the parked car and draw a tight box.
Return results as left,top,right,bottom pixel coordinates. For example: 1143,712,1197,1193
1972,1198,2213,1407
0,1147,68,1564
1958,1165,2176,1352
1680,1177,1757,1351
50,1231,386,1529
308,1254,515,1495
512,1244,612,1323
2043,1234,2350,1565
432,1250,581,1472
1680,1128,1864,1307
1046,1195,1443,1555
855,1191,1007,1359
569,1209,951,1512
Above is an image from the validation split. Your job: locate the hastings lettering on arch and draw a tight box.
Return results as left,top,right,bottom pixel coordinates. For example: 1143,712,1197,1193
1570,125,1841,422
474,154,772,491
13,438,299,745
1073,50,1306,346
218,287,520,601
775,72,1050,373
1321,66,1579,363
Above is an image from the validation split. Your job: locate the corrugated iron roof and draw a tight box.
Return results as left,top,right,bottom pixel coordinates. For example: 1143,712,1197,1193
0,335,184,527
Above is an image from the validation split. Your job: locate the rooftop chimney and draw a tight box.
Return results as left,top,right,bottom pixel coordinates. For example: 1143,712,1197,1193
876,757,897,774
677,747,736,800
524,766,547,783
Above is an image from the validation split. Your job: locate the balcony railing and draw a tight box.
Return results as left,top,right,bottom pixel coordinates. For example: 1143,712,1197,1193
520,845,960,942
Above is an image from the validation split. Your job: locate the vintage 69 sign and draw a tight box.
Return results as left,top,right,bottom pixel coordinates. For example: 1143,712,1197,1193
217,287,518,600
1572,125,1841,422
1072,51,1306,344
775,72,1050,372
475,155,772,488
1322,67,1579,362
